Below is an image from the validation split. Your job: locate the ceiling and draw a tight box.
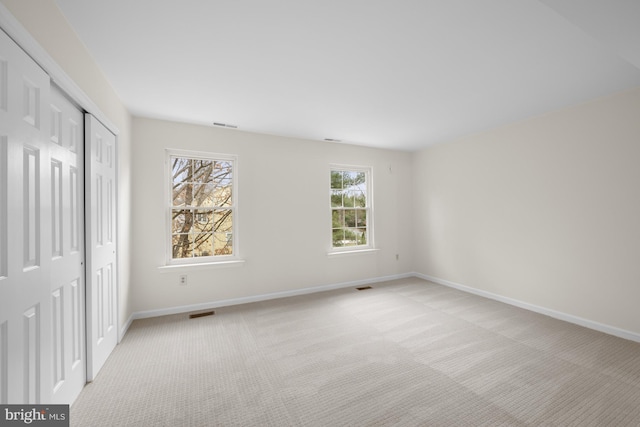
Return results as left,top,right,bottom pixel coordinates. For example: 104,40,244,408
53,0,640,151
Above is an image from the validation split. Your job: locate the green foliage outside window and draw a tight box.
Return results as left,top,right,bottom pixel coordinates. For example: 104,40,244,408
331,170,368,247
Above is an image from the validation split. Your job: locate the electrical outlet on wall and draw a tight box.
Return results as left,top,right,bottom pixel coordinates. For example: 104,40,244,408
179,274,188,286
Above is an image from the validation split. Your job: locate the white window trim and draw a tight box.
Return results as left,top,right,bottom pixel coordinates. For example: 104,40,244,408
328,164,374,254
165,148,240,266
327,248,380,258
158,259,245,273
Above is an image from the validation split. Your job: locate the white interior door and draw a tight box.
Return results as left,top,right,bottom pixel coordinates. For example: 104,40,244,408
0,28,86,405
85,114,117,382
48,85,86,404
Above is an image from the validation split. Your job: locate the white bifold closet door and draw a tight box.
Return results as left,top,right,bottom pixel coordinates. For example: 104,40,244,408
84,114,117,382
0,28,86,404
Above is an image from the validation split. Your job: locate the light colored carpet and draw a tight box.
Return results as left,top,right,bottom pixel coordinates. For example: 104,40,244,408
71,278,640,426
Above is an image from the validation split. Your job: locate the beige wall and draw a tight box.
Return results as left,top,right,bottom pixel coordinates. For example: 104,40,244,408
1,0,134,331
131,117,413,313
413,87,640,335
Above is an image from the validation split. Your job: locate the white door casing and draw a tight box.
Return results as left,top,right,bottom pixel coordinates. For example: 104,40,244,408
85,114,117,382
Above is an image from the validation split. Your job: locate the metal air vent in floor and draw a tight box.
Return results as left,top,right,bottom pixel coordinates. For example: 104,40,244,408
189,311,215,319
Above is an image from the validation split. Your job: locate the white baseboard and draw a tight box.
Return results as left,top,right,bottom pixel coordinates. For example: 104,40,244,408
414,272,640,343
130,272,414,322
123,271,640,344
119,314,135,342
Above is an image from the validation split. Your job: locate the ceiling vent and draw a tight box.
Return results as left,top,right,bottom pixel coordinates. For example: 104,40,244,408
213,122,238,129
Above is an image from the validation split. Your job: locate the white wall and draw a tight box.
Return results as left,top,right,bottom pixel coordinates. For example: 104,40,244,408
413,87,640,335
1,0,134,331
7,0,639,341
131,117,413,314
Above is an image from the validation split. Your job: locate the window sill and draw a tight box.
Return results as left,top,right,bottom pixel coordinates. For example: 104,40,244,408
327,248,379,257
158,259,245,273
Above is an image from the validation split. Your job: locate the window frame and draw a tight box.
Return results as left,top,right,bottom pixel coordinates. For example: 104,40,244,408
329,164,374,253
165,149,239,266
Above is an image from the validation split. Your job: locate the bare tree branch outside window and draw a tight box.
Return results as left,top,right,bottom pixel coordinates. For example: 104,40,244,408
171,156,233,259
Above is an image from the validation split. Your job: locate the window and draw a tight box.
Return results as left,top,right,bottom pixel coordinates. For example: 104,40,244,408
168,151,237,264
330,166,372,250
